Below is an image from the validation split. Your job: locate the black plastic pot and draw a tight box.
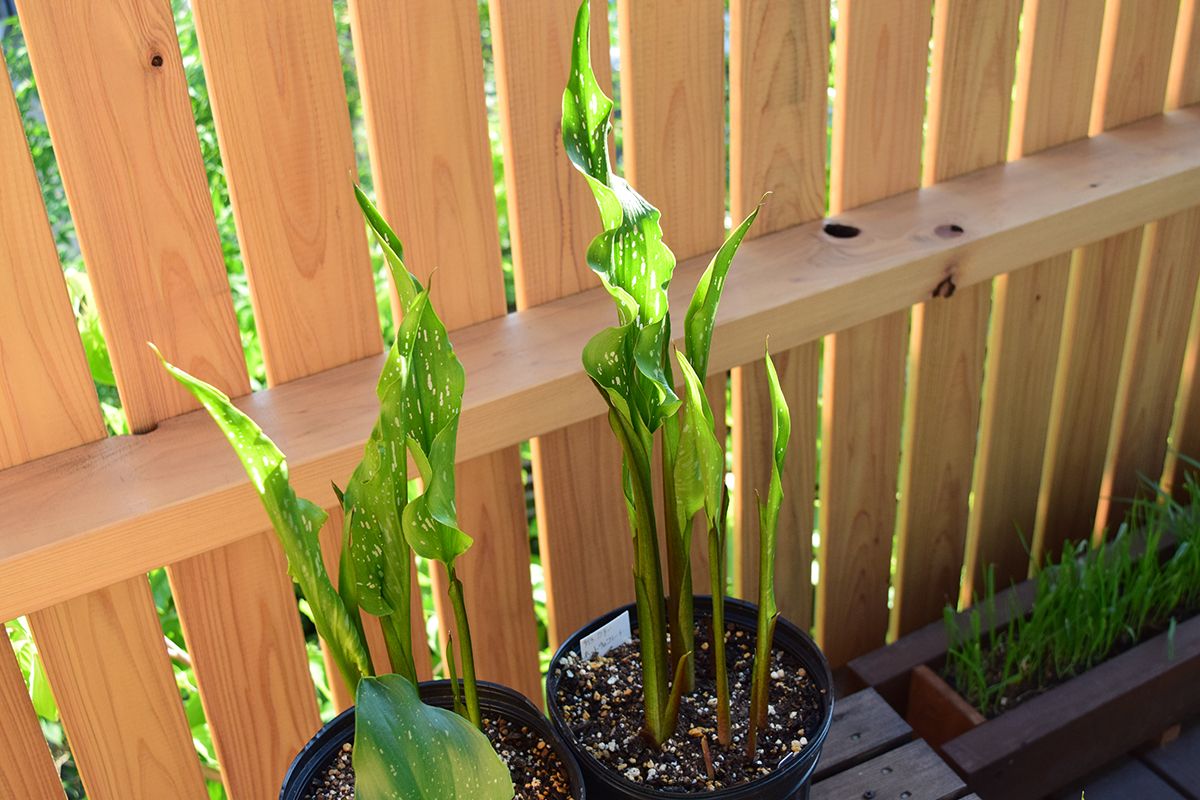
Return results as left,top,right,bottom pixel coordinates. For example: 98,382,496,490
279,679,587,799
546,596,834,800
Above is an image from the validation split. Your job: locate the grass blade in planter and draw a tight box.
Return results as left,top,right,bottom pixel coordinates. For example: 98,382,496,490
354,675,513,800
153,346,374,687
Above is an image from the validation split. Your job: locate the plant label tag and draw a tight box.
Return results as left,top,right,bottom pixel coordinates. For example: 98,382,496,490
579,611,631,660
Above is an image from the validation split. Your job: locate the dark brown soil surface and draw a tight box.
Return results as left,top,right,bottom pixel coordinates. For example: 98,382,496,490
552,621,825,793
304,713,576,799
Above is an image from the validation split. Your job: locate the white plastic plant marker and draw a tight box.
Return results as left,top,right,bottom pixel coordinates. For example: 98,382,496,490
579,611,632,660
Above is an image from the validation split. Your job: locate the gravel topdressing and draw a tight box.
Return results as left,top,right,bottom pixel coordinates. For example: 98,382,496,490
552,622,825,793
303,713,576,800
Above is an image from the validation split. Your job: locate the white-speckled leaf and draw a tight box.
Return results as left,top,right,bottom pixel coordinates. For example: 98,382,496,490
354,675,513,800
396,290,473,566
564,0,679,434
154,346,372,683
672,352,723,527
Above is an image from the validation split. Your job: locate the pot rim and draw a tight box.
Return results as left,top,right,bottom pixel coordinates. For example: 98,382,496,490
544,595,835,799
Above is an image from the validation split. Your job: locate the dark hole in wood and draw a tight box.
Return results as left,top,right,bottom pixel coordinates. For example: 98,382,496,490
824,222,861,239
1090,182,1100,188
151,54,164,68
935,223,964,238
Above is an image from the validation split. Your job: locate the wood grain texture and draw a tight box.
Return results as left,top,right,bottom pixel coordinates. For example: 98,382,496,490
1097,206,1200,532
1,18,206,799
191,0,379,386
966,0,1105,595
21,3,326,796
0,638,64,799
1162,0,1200,496
818,0,931,667
350,0,540,701
29,578,208,799
811,688,912,782
892,0,1020,636
1169,0,1200,110
1037,0,1181,558
16,0,245,434
812,739,966,800
4,109,1200,620
0,48,101,465
728,0,827,628
489,0,631,646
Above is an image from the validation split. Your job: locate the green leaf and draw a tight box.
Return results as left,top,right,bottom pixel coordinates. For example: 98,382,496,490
355,185,420,309
757,346,791,621
672,352,723,528
154,346,372,685
353,675,512,800
397,291,474,566
684,202,763,382
564,0,679,436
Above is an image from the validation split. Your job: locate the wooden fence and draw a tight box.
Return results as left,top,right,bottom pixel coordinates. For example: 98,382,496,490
1,0,1199,797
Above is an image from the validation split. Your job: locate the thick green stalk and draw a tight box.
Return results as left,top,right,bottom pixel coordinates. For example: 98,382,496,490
612,412,671,745
661,421,696,693
707,518,731,746
447,565,481,728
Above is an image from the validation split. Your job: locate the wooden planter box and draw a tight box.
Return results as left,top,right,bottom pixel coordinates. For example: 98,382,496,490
848,582,1200,799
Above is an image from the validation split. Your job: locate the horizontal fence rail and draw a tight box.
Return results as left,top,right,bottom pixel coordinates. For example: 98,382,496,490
2,107,1200,622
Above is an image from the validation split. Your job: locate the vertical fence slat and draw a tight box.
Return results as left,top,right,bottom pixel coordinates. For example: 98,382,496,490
1098,203,1200,531
965,0,1106,594
17,4,328,797
0,641,63,799
0,47,82,800
489,0,629,647
619,0,726,589
349,0,540,701
891,0,1020,635
1035,0,1181,556
817,0,931,667
1165,0,1200,494
728,0,828,627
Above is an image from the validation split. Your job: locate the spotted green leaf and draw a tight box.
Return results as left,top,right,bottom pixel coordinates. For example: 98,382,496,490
397,287,473,567
564,0,679,435
353,675,512,800
154,346,372,685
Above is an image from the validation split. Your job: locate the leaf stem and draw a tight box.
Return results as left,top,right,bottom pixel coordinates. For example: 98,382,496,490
708,517,731,747
447,564,481,728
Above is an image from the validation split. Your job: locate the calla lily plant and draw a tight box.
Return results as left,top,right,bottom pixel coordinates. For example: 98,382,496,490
563,0,791,753
154,191,512,800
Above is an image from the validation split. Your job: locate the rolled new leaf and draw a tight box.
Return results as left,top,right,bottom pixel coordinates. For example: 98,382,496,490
354,674,512,800
154,346,373,687
747,346,790,756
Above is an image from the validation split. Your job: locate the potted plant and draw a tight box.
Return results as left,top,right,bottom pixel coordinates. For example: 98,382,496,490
156,190,585,800
851,477,1200,799
543,4,834,797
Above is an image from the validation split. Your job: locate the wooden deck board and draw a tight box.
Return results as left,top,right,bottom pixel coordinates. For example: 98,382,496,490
1141,721,1200,799
815,688,912,781
1056,758,1186,800
813,739,966,800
